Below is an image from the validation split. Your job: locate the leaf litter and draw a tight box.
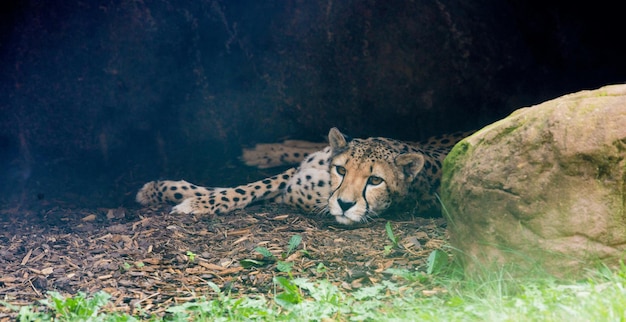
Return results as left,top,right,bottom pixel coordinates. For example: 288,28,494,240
0,202,447,319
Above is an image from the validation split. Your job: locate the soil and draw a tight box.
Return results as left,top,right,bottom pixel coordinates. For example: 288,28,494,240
0,196,447,319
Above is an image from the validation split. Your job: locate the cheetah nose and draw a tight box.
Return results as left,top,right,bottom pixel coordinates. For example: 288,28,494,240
337,199,356,212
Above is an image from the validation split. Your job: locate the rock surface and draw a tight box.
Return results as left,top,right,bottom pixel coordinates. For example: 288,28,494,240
441,84,626,278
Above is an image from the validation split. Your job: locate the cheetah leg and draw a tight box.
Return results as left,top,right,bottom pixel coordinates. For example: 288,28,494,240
241,140,328,168
173,168,296,215
136,180,214,206
136,168,297,216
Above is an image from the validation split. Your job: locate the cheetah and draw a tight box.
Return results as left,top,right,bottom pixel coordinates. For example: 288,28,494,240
136,128,468,225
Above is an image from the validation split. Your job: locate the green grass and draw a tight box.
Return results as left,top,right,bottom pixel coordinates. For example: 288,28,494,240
4,260,626,321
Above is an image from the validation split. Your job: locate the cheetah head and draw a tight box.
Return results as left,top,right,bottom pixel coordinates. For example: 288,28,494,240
327,128,425,225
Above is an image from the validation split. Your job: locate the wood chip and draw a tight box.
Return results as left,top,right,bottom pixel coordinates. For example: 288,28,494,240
82,214,97,221
228,228,251,236
232,235,249,245
216,267,244,276
142,258,161,265
198,262,226,271
20,249,33,265
40,267,54,275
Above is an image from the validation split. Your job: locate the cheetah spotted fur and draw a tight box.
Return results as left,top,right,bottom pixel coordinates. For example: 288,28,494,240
136,128,469,225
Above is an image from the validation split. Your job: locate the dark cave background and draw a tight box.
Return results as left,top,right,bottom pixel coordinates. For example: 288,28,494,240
0,0,625,212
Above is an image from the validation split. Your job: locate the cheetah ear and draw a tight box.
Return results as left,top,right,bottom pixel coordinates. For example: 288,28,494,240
395,153,425,181
328,127,348,150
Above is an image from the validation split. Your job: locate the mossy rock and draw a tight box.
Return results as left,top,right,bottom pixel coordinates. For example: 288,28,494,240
441,84,626,278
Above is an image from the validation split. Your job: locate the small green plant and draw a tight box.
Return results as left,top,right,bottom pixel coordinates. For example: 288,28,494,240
240,245,274,269
1,301,51,322
43,291,111,319
276,261,295,273
315,262,328,273
254,246,274,259
167,281,273,320
186,250,197,262
241,234,303,273
426,249,449,275
384,221,400,255
273,276,304,308
385,268,430,283
122,261,145,272
272,276,348,319
285,234,302,258
3,291,138,321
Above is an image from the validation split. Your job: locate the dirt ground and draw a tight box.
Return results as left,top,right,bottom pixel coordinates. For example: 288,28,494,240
0,198,447,319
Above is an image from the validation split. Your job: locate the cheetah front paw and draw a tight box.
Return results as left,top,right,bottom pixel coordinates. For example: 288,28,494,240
170,197,228,217
170,190,248,217
170,197,218,217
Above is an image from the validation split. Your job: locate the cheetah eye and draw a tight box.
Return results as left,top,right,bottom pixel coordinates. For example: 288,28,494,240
368,176,384,186
335,165,347,176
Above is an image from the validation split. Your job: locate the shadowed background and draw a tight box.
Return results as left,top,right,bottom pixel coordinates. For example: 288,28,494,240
1,0,624,211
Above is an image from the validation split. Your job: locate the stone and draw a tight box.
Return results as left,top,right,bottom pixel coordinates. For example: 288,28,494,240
441,84,626,278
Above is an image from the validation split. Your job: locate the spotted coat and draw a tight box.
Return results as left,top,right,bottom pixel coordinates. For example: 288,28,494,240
136,128,469,224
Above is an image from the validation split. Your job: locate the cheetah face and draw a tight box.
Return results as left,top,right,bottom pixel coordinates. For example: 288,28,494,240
326,128,425,225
